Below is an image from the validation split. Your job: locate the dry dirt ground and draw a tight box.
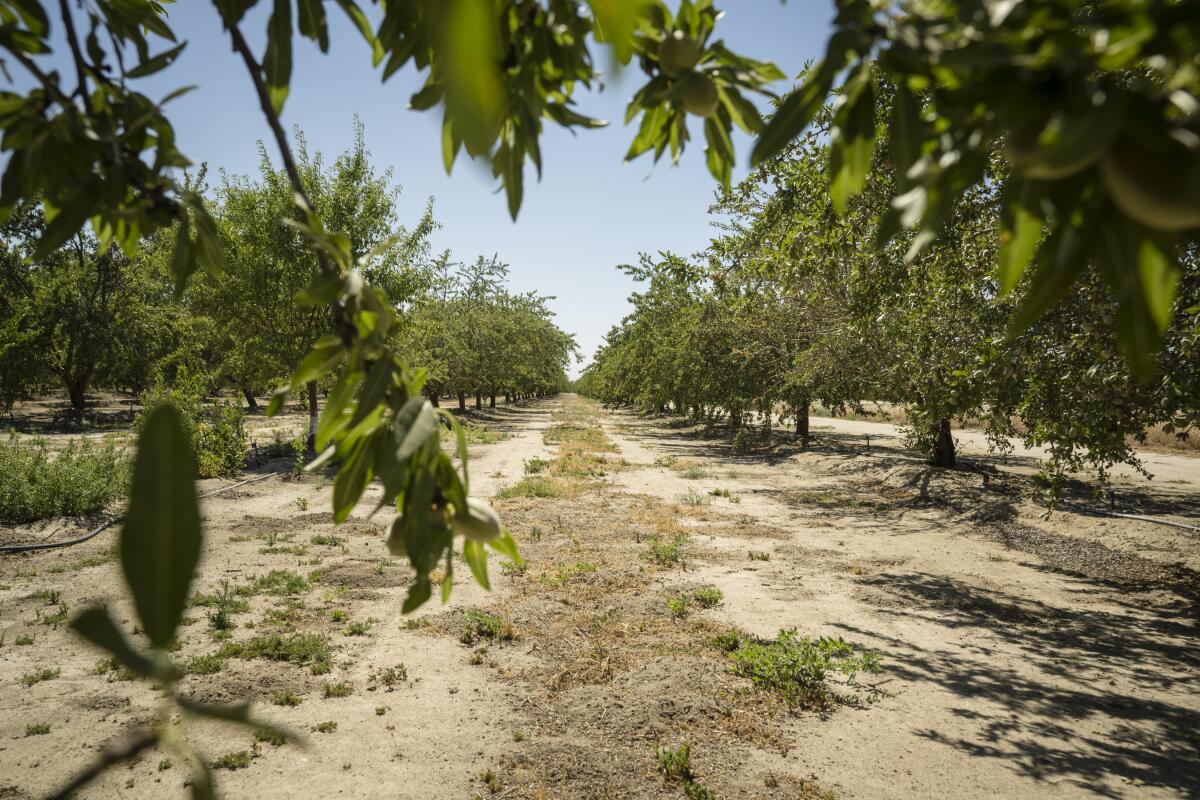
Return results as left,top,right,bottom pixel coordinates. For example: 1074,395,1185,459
1,395,1198,799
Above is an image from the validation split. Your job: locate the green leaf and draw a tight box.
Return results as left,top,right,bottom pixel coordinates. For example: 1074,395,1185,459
296,0,329,51
1006,224,1086,336
291,339,344,388
890,82,921,187
192,202,225,275
393,397,437,461
463,539,490,590
998,185,1044,293
343,358,394,440
264,0,293,114
829,61,876,214
127,41,187,78
71,607,159,680
337,0,382,66
315,367,363,451
294,271,344,306
1137,236,1179,332
170,215,197,297
587,0,644,64
120,405,201,649
332,436,374,523
487,531,521,565
190,760,216,800
751,34,851,166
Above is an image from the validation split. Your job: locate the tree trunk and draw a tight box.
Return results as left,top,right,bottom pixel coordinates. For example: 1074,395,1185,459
931,418,956,467
66,380,87,416
504,392,511,404
458,392,466,411
307,380,319,451
475,391,482,410
429,391,439,407
796,400,810,446
242,389,259,412
489,393,496,408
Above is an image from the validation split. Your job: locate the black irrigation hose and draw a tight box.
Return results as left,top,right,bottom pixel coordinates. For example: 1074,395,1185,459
0,471,284,555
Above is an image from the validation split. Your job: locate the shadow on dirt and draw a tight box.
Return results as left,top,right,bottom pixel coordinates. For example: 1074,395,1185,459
838,572,1200,797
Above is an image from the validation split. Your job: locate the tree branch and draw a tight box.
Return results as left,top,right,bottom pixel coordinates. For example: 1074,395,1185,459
58,0,94,115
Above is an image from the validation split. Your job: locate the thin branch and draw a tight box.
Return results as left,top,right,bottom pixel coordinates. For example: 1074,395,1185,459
225,22,314,216
48,728,159,800
58,0,94,114
223,18,355,353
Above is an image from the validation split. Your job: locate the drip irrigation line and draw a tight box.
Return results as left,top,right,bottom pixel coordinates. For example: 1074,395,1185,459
1061,502,1200,534
0,471,284,555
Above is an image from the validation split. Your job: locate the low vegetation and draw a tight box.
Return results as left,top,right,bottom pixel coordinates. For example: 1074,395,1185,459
0,435,126,523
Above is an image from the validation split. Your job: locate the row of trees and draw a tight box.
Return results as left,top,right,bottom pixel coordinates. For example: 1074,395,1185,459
0,123,576,422
578,123,1199,489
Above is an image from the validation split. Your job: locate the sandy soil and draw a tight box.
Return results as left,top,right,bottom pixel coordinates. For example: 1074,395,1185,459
1,396,1197,799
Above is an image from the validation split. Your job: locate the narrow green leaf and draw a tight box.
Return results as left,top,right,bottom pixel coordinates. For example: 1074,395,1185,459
296,0,328,51
998,186,1044,293
829,61,876,214
120,405,201,649
463,539,490,590
264,0,293,114
1007,224,1086,336
393,397,437,461
332,436,373,523
127,41,187,78
170,215,197,297
1137,236,1179,331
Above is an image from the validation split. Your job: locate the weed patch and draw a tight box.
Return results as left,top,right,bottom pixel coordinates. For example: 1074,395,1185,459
0,434,127,523
460,608,515,645
721,628,882,709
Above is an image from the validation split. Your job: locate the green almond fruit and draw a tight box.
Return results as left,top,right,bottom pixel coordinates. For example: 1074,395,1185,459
1100,134,1200,231
681,72,719,118
658,31,700,77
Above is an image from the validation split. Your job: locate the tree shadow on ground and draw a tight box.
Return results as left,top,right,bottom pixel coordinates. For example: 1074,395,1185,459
838,572,1200,797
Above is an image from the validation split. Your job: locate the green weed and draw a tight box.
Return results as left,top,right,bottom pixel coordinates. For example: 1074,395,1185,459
460,608,515,645
19,667,59,687
725,628,882,709
0,435,128,523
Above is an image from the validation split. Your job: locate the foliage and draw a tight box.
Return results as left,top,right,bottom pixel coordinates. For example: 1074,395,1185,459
0,434,126,523
752,0,1200,375
138,370,247,479
724,628,882,709
460,607,515,645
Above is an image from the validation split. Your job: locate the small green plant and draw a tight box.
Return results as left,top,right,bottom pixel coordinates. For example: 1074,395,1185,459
323,681,353,698
271,691,302,706
158,759,173,772
368,664,408,690
681,466,711,480
185,653,226,675
237,570,310,596
344,620,372,636
15,633,33,645
460,608,515,645
495,476,566,499
479,768,502,794
19,667,60,687
726,628,882,709
656,743,694,781
524,457,550,474
542,560,599,587
206,580,239,632
499,559,527,577
691,587,723,608
253,727,287,747
375,706,387,716
676,488,709,507
312,721,337,734
667,595,691,619
372,560,386,575
210,750,252,771
748,550,770,562
642,535,687,567
463,423,506,445
311,533,344,547
294,496,309,512
35,588,62,605
329,609,347,622
25,722,51,736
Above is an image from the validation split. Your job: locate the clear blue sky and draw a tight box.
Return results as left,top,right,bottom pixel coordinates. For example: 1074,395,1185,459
29,2,832,375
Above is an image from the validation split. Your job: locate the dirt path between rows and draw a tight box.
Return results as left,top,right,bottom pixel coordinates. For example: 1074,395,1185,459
1,395,1197,800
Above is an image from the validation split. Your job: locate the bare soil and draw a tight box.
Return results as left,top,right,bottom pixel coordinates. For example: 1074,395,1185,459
1,396,1197,799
